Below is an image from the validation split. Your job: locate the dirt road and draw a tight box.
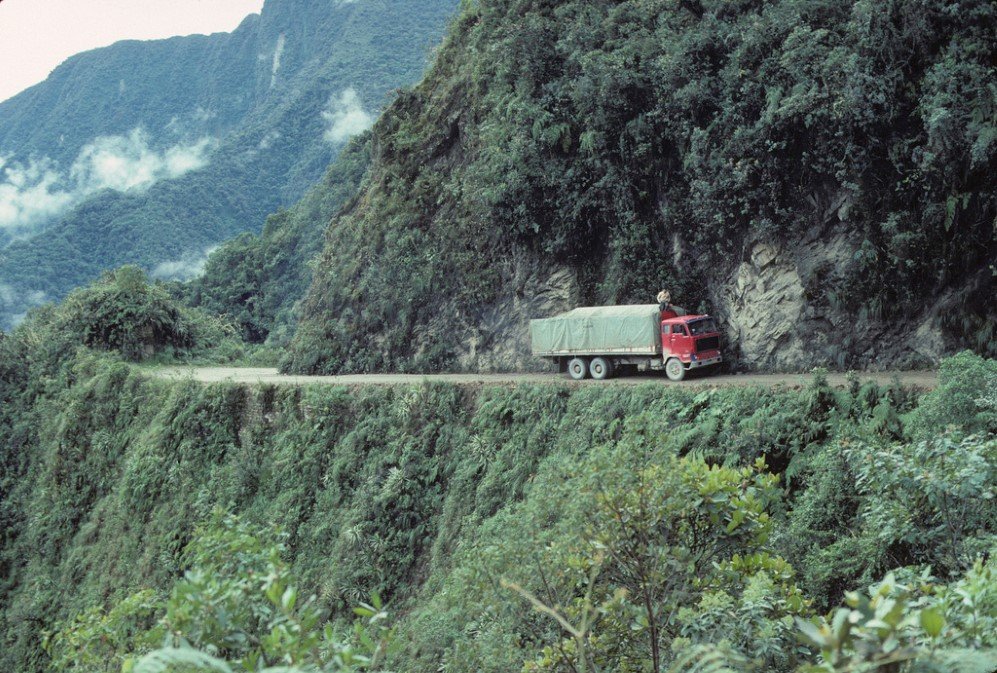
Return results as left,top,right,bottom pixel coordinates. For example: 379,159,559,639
150,367,938,389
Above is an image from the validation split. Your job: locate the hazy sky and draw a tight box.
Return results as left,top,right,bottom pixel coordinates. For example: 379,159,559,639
0,0,266,104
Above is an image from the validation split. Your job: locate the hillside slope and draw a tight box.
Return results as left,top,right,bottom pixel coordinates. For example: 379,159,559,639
0,298,993,671
286,0,995,374
188,135,372,345
0,0,459,327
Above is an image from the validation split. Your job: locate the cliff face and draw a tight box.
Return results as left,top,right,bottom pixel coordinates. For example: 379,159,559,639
0,0,459,327
286,0,995,373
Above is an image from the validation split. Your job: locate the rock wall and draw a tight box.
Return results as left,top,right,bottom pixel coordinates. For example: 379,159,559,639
456,252,578,372
711,235,988,371
459,230,967,373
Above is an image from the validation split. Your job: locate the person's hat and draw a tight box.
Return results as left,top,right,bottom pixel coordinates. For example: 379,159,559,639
657,290,670,303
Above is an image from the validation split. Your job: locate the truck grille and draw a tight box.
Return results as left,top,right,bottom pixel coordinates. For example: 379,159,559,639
696,336,720,352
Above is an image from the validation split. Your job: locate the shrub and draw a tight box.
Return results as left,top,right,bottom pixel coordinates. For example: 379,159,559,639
61,266,195,360
798,554,997,673
906,351,997,439
46,514,393,673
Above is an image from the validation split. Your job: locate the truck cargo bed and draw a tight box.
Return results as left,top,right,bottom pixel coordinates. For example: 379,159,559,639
530,305,663,356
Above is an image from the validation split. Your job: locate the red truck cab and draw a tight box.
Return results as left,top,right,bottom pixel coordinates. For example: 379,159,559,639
660,315,723,381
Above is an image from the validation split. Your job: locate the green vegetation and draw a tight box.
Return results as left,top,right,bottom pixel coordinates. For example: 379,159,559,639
1,266,243,366
1,291,993,671
187,136,372,346
0,1,994,671
44,514,392,673
288,0,995,373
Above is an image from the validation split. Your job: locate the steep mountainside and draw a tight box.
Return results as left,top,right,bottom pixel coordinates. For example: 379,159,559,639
0,24,259,167
188,135,372,345
0,0,459,327
286,0,995,374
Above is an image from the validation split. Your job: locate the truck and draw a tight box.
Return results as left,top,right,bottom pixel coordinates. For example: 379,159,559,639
529,304,723,381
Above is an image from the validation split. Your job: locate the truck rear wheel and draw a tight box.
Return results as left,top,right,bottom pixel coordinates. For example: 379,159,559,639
567,357,589,380
589,357,614,380
665,358,686,382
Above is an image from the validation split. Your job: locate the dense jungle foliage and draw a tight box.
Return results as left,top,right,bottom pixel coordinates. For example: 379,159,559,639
1,279,994,672
0,266,249,366
0,0,995,670
187,136,372,346
0,0,458,328
287,0,995,374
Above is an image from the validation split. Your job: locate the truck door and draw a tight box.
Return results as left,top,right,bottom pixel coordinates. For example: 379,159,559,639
666,324,689,358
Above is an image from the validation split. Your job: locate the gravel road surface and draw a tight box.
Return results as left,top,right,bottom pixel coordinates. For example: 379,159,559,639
149,367,938,389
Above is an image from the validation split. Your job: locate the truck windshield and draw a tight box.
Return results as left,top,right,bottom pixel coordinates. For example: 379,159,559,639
688,318,717,336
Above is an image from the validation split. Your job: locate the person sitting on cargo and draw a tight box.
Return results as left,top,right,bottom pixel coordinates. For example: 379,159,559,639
658,289,677,318
657,289,687,318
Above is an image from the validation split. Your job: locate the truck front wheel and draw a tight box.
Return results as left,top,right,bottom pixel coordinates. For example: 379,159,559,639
567,357,589,380
589,357,614,380
665,358,686,382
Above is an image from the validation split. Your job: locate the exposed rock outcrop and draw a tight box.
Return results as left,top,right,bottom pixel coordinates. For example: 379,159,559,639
456,255,578,372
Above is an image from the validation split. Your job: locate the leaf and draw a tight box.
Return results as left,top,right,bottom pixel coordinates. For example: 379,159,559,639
265,581,283,607
914,648,997,673
281,586,297,611
944,196,957,231
132,647,234,673
795,618,827,647
919,607,945,638
726,509,745,533
666,644,747,673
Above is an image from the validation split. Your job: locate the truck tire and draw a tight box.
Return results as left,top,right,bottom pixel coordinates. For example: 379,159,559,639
665,358,686,382
567,357,589,380
589,357,614,380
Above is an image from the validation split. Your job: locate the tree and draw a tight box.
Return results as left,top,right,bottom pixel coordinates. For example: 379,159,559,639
46,514,393,673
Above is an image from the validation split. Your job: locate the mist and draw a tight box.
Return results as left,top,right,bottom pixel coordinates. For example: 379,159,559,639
151,246,219,281
0,282,47,328
0,128,214,238
0,156,75,238
322,89,373,144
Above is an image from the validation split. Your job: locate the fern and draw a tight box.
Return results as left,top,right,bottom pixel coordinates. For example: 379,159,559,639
912,648,997,673
666,645,751,673
131,646,234,673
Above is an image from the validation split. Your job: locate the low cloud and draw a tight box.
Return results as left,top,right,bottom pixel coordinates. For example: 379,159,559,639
0,128,214,237
0,282,48,328
70,129,213,194
258,131,281,150
0,155,75,237
150,245,219,281
193,107,217,123
322,88,373,144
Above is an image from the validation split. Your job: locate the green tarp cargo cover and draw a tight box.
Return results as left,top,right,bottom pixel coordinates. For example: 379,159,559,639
530,305,662,356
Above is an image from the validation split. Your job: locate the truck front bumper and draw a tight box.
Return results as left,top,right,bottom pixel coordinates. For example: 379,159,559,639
685,354,722,370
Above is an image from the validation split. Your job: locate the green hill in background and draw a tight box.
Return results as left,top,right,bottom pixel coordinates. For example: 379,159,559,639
188,135,371,346
0,0,459,328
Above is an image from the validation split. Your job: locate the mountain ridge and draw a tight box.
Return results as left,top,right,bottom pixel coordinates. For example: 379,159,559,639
0,0,459,327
